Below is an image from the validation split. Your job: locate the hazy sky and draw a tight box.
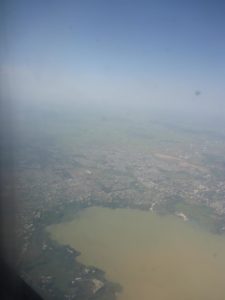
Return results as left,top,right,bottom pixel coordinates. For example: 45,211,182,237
1,0,225,115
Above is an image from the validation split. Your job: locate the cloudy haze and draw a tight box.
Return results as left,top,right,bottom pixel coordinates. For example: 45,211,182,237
1,0,225,117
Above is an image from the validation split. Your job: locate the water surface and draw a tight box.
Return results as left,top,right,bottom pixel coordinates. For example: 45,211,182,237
48,207,225,300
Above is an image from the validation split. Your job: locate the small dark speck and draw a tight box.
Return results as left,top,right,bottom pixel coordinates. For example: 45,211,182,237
195,90,201,96
213,252,217,258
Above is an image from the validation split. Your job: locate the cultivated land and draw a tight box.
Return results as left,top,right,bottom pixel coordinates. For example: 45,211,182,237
2,108,225,299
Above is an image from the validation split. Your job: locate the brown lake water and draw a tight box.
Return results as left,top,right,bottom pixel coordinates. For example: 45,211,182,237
47,206,225,300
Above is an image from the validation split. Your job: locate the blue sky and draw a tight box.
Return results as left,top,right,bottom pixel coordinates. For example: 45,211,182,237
1,0,225,115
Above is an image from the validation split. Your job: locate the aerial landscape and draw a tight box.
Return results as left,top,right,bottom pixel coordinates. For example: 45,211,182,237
1,0,225,299
1,106,225,300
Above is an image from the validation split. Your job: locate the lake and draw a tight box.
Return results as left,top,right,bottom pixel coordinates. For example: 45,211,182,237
47,206,225,300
